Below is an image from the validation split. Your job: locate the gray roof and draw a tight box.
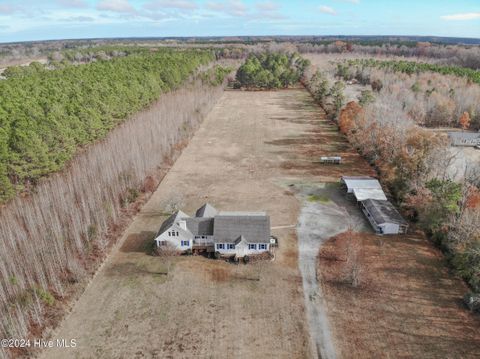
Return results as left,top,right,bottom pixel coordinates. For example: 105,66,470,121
185,217,214,236
218,211,266,216
157,210,189,235
342,176,382,191
353,188,387,201
448,132,480,146
234,235,247,245
213,214,270,243
195,203,218,218
362,199,408,226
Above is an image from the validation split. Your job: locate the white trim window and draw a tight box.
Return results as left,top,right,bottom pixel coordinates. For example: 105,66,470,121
181,240,190,247
227,243,235,250
259,244,267,250
217,243,224,250
248,243,256,250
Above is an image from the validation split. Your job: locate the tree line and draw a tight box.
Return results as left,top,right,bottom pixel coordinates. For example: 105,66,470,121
0,65,230,355
303,57,480,309
341,58,480,85
297,42,480,70
334,60,480,130
0,48,215,203
234,52,310,89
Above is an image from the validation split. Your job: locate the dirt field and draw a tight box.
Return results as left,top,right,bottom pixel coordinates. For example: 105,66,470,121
39,88,367,359
319,231,480,358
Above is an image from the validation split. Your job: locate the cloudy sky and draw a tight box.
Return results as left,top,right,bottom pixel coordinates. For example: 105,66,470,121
0,0,479,43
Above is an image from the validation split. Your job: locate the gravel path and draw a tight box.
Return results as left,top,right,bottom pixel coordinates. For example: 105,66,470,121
296,183,368,359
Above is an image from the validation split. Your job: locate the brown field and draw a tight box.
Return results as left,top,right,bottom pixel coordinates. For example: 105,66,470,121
36,87,479,359
319,232,480,358
39,88,365,359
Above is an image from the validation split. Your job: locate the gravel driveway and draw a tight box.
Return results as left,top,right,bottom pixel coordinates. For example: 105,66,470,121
296,183,369,359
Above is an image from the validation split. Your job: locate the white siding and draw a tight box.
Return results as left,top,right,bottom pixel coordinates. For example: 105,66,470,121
215,242,270,257
154,224,193,251
379,223,400,235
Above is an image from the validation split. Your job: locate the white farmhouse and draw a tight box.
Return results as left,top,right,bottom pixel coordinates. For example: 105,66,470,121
154,204,272,258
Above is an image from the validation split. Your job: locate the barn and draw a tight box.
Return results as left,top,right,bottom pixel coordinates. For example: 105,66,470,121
360,199,409,235
341,176,386,201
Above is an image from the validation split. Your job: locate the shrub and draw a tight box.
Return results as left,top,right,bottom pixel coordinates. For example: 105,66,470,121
463,292,480,312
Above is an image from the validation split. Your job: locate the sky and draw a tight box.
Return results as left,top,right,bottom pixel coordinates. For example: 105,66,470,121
0,0,479,43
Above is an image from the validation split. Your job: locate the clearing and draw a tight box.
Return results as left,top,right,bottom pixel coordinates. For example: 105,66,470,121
318,231,480,358
39,89,357,359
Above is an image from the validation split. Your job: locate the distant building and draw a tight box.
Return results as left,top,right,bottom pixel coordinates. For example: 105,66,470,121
154,204,272,258
448,132,480,147
360,199,408,235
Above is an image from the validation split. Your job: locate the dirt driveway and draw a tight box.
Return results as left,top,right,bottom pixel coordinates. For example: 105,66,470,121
39,89,363,359
295,183,370,359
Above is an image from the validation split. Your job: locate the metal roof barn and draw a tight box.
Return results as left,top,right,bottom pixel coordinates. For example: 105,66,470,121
353,188,388,201
341,176,382,194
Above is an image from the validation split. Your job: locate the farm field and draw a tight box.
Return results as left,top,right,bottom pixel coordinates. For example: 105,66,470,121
318,231,480,358
36,88,480,359
39,88,355,359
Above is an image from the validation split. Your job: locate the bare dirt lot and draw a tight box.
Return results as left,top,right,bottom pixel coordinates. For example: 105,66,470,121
319,231,480,358
40,89,366,359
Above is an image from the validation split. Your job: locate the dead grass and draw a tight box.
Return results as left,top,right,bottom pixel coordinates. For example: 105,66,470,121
39,90,318,359
318,231,480,358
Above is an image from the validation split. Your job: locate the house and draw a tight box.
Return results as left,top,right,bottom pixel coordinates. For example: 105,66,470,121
360,199,408,235
448,132,480,147
154,204,272,258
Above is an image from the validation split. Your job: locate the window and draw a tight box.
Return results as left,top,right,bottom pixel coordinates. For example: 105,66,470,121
176,231,179,236
217,243,224,250
248,244,256,250
168,231,171,236
181,240,190,247
159,241,167,246
227,244,235,250
259,244,267,250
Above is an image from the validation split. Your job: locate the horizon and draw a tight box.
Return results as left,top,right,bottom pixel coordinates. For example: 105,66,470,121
2,34,480,46
0,0,479,43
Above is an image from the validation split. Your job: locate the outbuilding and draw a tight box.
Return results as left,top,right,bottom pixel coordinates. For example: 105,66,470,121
448,132,480,147
341,176,382,193
360,199,408,235
320,156,342,164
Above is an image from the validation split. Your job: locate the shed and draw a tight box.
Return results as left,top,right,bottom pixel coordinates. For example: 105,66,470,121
352,188,387,202
360,199,408,234
320,156,342,164
341,176,382,194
